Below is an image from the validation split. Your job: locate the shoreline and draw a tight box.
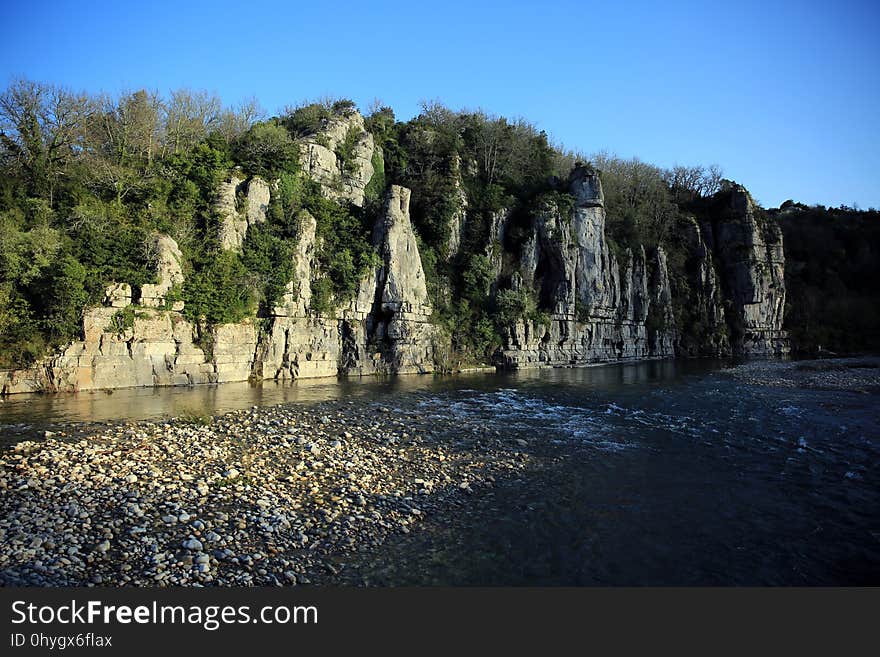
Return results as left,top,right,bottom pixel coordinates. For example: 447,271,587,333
1,353,701,401
2,356,876,587
0,397,538,586
721,356,880,391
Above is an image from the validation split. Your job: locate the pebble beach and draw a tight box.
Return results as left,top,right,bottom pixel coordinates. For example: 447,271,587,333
0,399,532,586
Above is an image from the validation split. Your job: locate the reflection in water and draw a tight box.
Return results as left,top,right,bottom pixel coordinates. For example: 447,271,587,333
0,359,722,429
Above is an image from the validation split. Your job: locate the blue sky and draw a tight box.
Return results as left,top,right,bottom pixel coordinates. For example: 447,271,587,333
2,0,878,208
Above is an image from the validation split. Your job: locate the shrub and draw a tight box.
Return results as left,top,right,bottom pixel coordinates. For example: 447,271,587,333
183,250,255,325
232,121,299,179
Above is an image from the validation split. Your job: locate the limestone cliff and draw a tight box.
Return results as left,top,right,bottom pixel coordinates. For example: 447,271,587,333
712,185,788,355
297,109,376,207
0,123,791,395
256,185,437,382
675,216,730,356
0,233,262,394
215,175,271,251
497,165,676,368
140,234,185,309
675,185,789,356
364,185,437,374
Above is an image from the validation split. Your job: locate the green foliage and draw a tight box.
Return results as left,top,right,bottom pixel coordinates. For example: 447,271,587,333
594,154,679,252
777,204,880,354
495,287,539,326
309,278,335,315
331,99,357,115
72,211,154,292
183,250,255,325
0,282,43,368
461,254,495,302
267,172,304,232
232,120,299,178
35,255,89,340
281,98,355,141
301,181,378,311
105,306,149,334
364,148,385,202
178,407,213,426
535,190,575,218
162,283,184,311
240,222,295,313
364,106,396,148
0,214,64,287
335,126,361,178
167,135,233,201
106,307,134,334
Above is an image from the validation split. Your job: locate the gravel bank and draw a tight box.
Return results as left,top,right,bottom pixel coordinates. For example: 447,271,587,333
722,357,880,392
0,399,532,586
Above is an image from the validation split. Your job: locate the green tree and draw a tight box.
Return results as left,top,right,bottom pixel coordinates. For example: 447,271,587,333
232,120,299,178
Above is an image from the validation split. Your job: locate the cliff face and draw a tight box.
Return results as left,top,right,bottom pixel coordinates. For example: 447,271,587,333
297,110,376,207
0,183,437,394
712,185,788,355
258,184,437,382
676,185,789,357
0,113,790,395
498,166,676,368
216,175,271,252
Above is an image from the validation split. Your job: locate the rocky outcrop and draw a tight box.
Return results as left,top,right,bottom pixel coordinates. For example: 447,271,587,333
103,283,131,308
366,185,437,373
140,234,184,310
274,210,317,317
259,205,344,381
712,185,788,355
0,309,265,395
676,186,789,356
0,131,790,395
258,185,437,382
446,154,468,259
0,234,258,395
675,216,730,356
298,110,376,207
648,247,677,355
498,165,676,368
216,175,271,251
213,322,259,383
45,308,213,391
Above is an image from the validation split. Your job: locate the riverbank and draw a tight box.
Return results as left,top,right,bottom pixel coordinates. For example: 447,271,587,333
2,357,877,586
722,357,880,391
0,398,535,586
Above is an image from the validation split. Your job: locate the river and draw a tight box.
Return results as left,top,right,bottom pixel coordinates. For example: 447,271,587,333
1,358,878,585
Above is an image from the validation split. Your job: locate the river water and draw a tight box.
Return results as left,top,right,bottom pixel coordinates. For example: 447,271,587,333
2,359,878,585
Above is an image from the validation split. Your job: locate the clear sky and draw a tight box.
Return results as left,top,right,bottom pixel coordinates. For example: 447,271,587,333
2,0,878,209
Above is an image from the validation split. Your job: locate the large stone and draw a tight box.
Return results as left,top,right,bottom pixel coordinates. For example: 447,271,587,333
366,186,437,374
216,174,247,251
376,186,430,313
212,322,258,383
274,210,317,317
140,235,184,309
103,283,131,308
446,154,468,259
215,175,270,252
246,177,270,227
